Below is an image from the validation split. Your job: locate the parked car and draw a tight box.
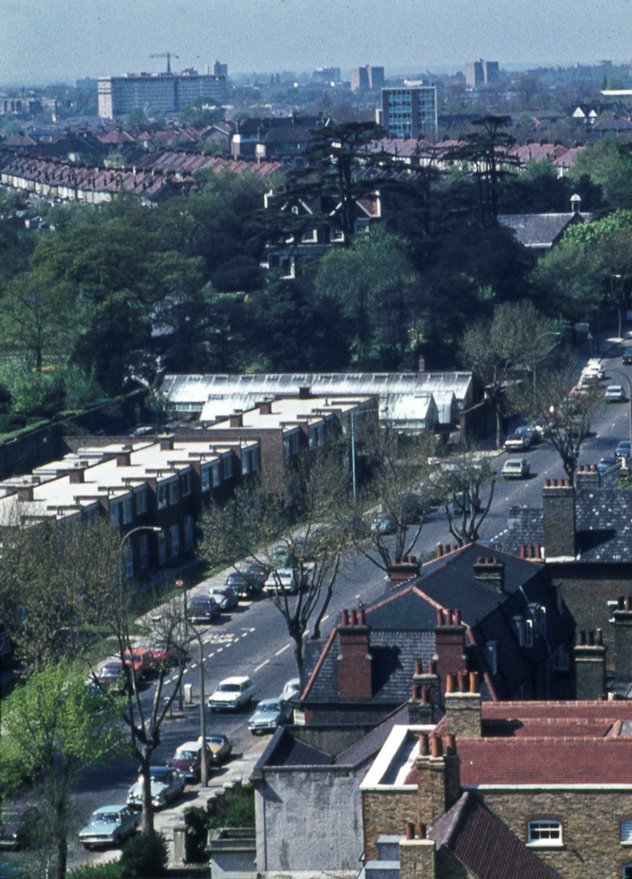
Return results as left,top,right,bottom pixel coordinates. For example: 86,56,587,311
169,741,207,782
451,491,482,516
0,805,40,850
370,512,398,535
207,676,256,711
504,426,538,452
78,805,139,849
187,595,220,625
616,440,632,459
95,658,135,691
147,641,182,670
122,648,155,680
240,562,268,591
501,459,531,480
226,565,266,599
264,568,306,595
248,698,291,735
199,733,233,765
127,766,185,810
209,584,239,611
271,544,291,567
605,384,626,403
623,352,632,366
280,678,301,702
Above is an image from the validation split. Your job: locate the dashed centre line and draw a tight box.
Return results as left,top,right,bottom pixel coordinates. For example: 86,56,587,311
254,659,270,672
275,644,291,656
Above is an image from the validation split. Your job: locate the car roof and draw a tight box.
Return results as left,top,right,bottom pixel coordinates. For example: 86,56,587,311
94,805,129,813
219,675,251,685
257,698,281,707
176,740,200,751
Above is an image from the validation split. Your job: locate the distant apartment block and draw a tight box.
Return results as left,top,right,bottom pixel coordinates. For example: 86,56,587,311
465,59,499,89
351,65,385,92
381,85,437,140
212,60,228,78
97,70,228,119
312,66,342,84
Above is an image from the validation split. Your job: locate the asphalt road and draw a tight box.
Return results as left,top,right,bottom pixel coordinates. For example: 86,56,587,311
11,345,632,871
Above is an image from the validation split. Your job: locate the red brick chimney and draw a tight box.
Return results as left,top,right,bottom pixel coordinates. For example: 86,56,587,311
388,556,420,589
434,608,466,693
416,732,460,827
337,608,372,700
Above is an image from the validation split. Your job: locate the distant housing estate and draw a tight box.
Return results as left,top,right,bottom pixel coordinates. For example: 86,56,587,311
98,69,228,120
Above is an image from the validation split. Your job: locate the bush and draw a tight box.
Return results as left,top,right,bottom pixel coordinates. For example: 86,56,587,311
185,806,209,863
120,830,168,878
67,863,123,879
207,782,255,829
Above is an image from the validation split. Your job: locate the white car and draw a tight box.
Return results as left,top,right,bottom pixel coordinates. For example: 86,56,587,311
605,384,626,403
501,459,530,480
280,678,301,702
264,568,301,595
207,676,256,711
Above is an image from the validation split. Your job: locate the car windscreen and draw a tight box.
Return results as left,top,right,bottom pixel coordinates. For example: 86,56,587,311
218,683,240,692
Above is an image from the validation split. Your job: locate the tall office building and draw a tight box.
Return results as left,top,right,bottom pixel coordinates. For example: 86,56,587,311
212,60,228,78
465,60,499,89
381,85,437,140
351,65,385,92
97,70,228,119
313,66,342,84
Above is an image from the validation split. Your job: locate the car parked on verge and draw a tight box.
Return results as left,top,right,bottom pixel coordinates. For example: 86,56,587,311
187,595,220,625
209,584,239,611
95,658,135,691
370,511,398,535
605,384,626,402
199,733,233,765
226,565,266,599
207,676,256,711
78,805,139,849
122,648,155,680
248,698,291,735
168,741,207,782
616,440,631,459
127,766,185,810
501,459,531,480
0,805,40,850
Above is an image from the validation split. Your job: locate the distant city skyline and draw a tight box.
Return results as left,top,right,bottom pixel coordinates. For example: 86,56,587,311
2,0,632,87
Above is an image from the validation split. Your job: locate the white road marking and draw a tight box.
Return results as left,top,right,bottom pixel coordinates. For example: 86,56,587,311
190,662,197,669
254,659,270,672
275,644,291,656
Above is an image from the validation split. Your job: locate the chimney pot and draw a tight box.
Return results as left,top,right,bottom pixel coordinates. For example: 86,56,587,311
405,821,415,841
341,608,349,625
418,823,427,840
419,732,429,755
444,733,456,754
469,671,479,693
430,734,443,758
350,608,357,625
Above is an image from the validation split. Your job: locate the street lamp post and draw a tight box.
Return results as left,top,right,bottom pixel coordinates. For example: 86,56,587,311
190,624,208,786
118,526,162,601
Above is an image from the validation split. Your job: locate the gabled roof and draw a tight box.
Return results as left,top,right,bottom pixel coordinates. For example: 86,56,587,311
498,212,586,249
430,792,560,879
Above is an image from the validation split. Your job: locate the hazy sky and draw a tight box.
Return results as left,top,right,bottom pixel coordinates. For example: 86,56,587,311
2,0,632,86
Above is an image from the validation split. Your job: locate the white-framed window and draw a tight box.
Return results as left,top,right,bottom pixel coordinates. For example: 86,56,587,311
158,530,167,564
135,487,147,515
122,496,133,525
184,515,194,549
157,484,169,509
301,228,318,243
169,481,179,505
182,471,192,497
138,534,150,571
331,227,345,242
170,524,179,558
109,501,120,527
621,820,632,844
527,820,562,847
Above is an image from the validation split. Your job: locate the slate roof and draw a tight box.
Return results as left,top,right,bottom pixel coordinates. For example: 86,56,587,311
504,486,632,563
301,543,572,706
430,792,560,879
497,212,584,249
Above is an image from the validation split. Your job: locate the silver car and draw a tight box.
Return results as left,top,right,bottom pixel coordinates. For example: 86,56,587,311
127,766,185,810
78,804,139,849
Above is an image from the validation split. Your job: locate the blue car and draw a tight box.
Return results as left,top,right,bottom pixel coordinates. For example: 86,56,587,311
78,804,139,849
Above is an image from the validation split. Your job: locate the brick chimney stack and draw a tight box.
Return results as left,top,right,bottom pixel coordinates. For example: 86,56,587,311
337,608,372,699
473,557,505,591
159,434,175,451
444,670,481,738
612,597,632,680
409,658,439,723
388,556,420,589
574,629,606,699
416,733,460,827
434,608,466,694
229,413,243,427
576,464,600,490
542,479,576,559
399,821,436,879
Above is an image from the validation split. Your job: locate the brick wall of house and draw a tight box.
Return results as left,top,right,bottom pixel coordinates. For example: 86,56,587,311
362,790,418,861
477,788,632,878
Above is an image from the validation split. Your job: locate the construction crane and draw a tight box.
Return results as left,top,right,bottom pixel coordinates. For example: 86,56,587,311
149,52,179,75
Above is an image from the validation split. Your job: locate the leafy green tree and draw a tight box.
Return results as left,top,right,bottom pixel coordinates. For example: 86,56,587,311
0,660,127,879
571,136,632,209
314,227,421,366
461,301,559,448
